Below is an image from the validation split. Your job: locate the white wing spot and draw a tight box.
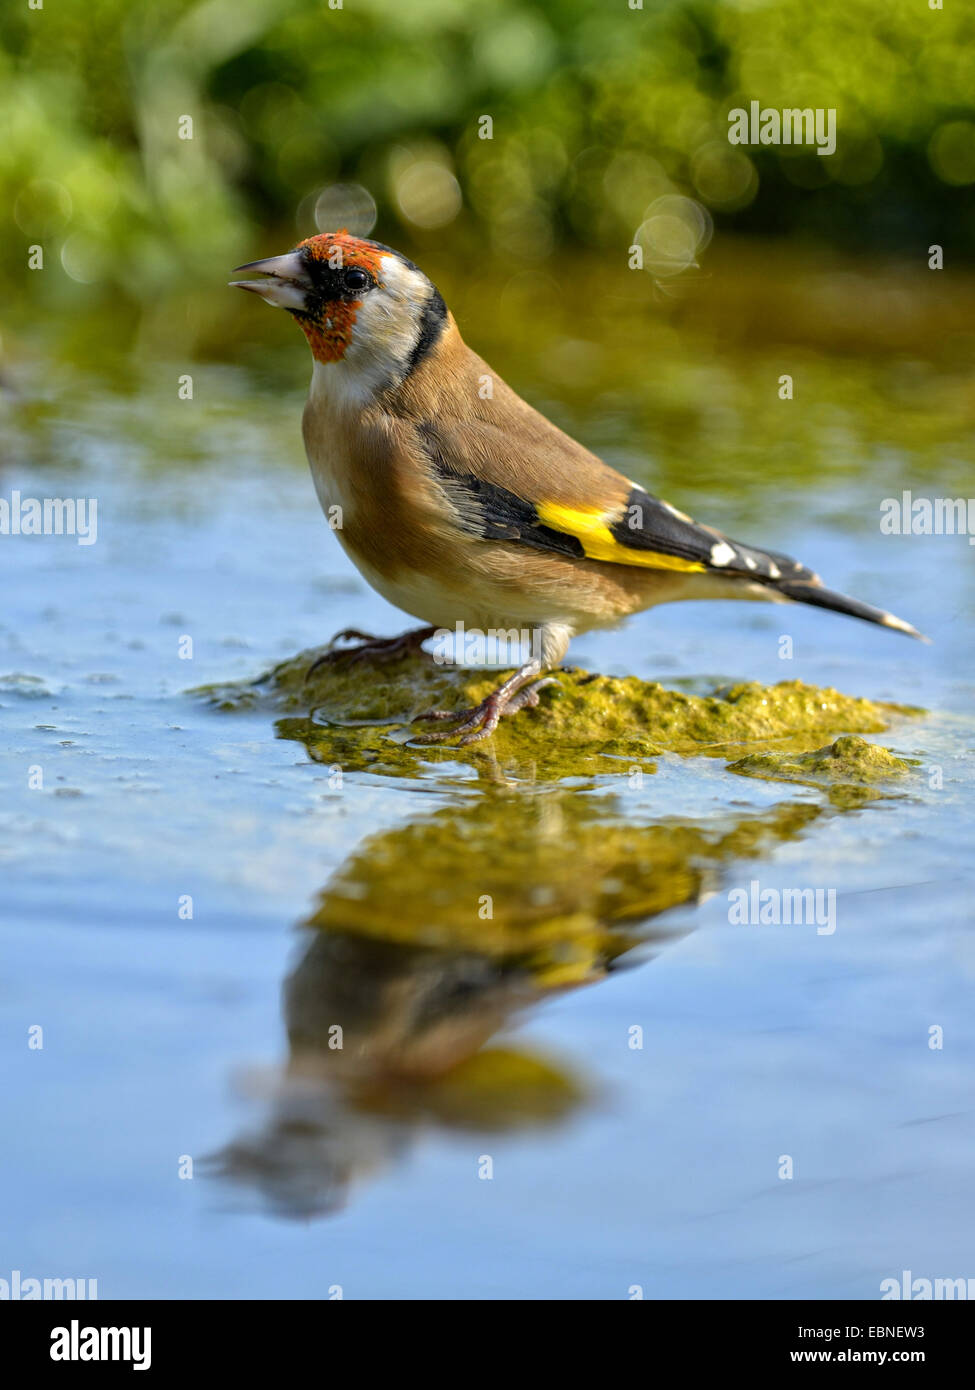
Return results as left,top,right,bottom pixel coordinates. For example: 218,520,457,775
710,541,736,567
744,555,757,570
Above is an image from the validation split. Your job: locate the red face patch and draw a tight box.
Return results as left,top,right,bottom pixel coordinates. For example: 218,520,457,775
291,230,389,363
295,230,388,277
295,301,358,363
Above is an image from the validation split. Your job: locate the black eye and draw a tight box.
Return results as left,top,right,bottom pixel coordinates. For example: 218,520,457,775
344,268,370,293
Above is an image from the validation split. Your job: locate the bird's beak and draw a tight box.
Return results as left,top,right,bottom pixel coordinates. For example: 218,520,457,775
229,252,312,311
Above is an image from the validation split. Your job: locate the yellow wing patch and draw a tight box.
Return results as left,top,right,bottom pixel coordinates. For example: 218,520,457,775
535,501,706,574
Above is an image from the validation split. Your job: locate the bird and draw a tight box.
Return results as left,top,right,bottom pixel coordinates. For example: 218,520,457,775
231,230,924,746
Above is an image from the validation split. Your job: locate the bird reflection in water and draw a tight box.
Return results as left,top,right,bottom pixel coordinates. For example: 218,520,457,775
206,788,819,1219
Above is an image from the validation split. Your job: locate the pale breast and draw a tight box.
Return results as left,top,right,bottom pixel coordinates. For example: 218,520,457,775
300,369,691,640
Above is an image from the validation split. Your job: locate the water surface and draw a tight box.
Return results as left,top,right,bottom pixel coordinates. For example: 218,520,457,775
1,248,974,1298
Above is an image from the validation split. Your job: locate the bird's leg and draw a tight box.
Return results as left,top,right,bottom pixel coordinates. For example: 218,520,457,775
306,625,437,679
411,658,559,746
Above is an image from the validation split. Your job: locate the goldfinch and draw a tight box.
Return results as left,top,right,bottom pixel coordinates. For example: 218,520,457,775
231,231,923,745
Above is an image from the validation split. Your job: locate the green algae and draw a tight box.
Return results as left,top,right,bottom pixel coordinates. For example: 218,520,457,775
193,648,921,786
728,734,920,808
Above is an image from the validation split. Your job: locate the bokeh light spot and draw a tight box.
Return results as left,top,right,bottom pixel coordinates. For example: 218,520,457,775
393,161,462,229
928,121,975,186
314,184,378,237
635,195,713,278
691,143,758,210
60,234,107,285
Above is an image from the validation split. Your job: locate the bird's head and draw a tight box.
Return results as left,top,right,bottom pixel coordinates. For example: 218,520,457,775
231,230,447,391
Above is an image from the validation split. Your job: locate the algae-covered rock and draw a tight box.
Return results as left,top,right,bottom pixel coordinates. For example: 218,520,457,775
728,734,919,808
193,648,920,783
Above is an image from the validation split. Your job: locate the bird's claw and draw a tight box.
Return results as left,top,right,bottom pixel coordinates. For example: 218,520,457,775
412,677,559,746
305,626,436,681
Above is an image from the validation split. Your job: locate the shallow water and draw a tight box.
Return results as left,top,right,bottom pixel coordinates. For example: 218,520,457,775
1,248,974,1298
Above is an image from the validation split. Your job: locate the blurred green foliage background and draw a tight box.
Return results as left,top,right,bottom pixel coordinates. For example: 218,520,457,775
2,0,974,304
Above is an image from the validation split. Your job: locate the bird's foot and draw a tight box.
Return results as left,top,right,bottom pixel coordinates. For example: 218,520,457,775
306,625,436,680
412,666,559,747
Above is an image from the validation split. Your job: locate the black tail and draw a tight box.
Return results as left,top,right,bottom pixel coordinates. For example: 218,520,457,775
773,579,927,641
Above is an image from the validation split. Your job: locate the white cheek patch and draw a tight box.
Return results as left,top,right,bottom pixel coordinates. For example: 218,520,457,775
377,254,415,294
310,257,434,408
341,255,430,388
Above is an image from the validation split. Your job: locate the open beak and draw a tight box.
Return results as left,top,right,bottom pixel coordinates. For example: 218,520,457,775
229,252,312,310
